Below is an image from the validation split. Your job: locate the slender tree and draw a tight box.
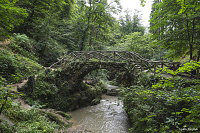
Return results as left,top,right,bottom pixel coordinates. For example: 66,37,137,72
119,10,145,36
74,0,121,51
150,0,200,61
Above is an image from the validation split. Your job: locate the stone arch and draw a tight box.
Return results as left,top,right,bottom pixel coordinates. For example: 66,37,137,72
61,62,140,88
52,51,180,88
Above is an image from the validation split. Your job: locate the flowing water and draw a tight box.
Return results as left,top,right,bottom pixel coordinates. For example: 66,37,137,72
69,95,129,133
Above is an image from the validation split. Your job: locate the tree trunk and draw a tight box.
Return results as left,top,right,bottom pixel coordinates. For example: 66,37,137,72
80,28,88,51
27,76,35,97
185,14,193,60
79,0,92,51
197,50,200,62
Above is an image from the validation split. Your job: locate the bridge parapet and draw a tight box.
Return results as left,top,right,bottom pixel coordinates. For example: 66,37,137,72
66,51,152,68
49,51,180,71
68,51,148,61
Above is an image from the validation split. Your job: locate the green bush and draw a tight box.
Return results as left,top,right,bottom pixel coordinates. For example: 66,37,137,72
0,76,6,86
0,87,18,115
22,70,67,110
9,43,38,61
121,62,200,132
9,34,38,61
35,39,66,66
0,49,42,84
4,104,60,133
31,71,59,104
121,79,200,132
12,34,34,52
0,120,14,133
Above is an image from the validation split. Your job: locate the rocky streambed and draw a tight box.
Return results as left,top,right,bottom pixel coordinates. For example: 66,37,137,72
66,85,129,133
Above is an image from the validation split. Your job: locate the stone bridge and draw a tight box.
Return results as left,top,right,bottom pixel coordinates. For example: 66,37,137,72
49,51,180,86
50,51,180,70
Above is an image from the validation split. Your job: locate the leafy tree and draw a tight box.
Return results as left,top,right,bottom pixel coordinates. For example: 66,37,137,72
119,10,145,36
11,0,76,66
110,32,157,59
14,0,74,36
0,0,28,37
150,0,200,61
73,0,121,51
176,0,200,61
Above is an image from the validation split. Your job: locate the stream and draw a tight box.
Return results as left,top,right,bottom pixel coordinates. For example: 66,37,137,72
68,94,129,133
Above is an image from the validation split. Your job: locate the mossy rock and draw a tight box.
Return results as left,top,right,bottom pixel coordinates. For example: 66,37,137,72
39,109,71,128
56,111,72,120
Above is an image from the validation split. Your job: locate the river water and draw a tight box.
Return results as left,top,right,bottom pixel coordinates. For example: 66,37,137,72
68,95,129,133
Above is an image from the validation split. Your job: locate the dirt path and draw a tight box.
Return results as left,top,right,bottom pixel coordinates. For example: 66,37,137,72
10,79,28,92
9,79,32,110
0,79,31,126
2,77,73,132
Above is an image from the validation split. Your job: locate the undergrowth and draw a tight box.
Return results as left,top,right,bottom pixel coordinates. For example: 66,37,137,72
0,49,42,84
1,103,63,133
121,61,200,132
22,70,106,111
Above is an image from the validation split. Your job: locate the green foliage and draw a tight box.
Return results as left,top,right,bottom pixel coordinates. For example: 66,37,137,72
0,39,42,121
0,76,6,87
0,119,14,133
140,0,146,7
14,0,73,34
8,0,76,65
30,71,59,105
22,70,71,110
155,61,200,77
177,61,200,73
4,103,59,133
56,111,71,120
95,80,107,91
121,62,200,132
0,49,42,84
72,0,120,50
0,87,18,115
35,40,66,66
0,0,28,36
9,34,38,61
150,0,200,60
119,10,145,36
111,32,160,60
22,69,106,111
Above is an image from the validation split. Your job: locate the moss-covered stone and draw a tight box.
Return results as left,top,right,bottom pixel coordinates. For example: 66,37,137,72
21,67,106,112
39,109,71,128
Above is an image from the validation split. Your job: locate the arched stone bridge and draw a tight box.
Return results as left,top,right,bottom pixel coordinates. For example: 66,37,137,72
50,51,180,71
48,51,180,87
